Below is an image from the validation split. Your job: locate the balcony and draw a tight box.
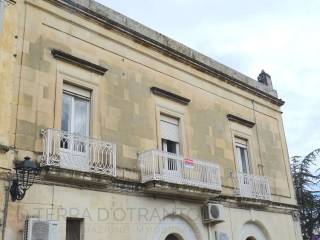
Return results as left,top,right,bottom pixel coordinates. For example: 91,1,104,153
139,150,221,191
41,129,116,177
234,173,271,201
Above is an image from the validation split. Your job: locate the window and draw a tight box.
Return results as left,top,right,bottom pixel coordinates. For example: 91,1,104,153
160,114,180,154
160,114,180,171
235,137,250,174
165,234,182,240
246,237,256,240
66,218,83,240
59,84,91,171
61,84,90,137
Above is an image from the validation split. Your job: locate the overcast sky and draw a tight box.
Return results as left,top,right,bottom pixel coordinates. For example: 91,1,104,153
96,0,320,158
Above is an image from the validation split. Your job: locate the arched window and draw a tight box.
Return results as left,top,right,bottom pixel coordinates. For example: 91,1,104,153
165,233,182,240
239,222,268,240
246,237,256,240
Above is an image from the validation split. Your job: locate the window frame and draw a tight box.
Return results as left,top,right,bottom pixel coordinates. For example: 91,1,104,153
66,217,84,240
160,113,180,155
234,137,251,174
61,85,91,137
54,64,100,139
155,105,186,157
231,131,254,174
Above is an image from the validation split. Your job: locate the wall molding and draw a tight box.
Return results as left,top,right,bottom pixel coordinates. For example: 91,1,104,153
151,87,191,105
227,114,255,128
51,49,108,75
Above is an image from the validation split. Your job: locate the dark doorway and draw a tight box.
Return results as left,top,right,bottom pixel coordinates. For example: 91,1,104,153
66,218,83,240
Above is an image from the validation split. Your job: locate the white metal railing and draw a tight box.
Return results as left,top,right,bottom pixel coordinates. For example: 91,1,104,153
41,128,116,176
139,150,221,191
234,172,271,201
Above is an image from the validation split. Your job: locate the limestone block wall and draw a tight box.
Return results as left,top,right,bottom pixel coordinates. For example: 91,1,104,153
5,184,301,240
0,1,20,170
1,0,296,213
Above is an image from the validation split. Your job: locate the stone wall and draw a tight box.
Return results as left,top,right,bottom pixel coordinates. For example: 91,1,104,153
5,183,301,240
9,0,295,204
0,1,301,239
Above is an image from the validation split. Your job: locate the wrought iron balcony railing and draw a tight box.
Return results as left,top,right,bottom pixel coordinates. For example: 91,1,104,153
139,150,221,191
234,172,271,201
41,129,116,176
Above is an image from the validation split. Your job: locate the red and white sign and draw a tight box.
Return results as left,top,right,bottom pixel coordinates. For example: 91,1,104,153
184,158,194,168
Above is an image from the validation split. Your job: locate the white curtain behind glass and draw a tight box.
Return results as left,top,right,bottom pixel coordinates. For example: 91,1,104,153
74,97,89,136
61,92,90,137
62,94,72,132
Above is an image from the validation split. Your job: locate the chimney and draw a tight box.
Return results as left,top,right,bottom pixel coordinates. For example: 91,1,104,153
258,70,273,89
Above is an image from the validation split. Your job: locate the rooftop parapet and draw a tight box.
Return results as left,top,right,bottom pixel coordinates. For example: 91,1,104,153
47,0,285,106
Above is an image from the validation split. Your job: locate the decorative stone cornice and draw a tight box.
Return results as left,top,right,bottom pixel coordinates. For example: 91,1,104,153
151,87,191,105
51,49,108,75
227,114,255,128
216,195,299,212
45,0,285,106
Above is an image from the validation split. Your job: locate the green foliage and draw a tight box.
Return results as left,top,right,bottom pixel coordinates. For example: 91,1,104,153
291,148,320,240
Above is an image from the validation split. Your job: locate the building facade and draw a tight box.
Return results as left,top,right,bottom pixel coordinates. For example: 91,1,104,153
0,0,302,239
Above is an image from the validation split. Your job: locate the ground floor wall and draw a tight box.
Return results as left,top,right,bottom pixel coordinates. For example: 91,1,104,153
3,183,302,240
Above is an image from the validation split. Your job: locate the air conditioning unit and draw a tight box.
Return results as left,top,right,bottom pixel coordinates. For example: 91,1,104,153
202,203,225,223
23,218,59,240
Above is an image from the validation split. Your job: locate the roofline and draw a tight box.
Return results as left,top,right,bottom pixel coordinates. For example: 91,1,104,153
45,0,285,106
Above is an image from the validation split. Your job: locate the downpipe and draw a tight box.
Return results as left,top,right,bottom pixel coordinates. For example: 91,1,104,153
1,177,10,240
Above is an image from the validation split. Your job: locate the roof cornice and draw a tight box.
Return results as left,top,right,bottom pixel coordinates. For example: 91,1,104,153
45,0,285,106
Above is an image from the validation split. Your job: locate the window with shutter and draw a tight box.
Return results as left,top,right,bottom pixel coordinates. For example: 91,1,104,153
59,83,91,172
160,114,180,155
160,114,181,171
235,137,250,174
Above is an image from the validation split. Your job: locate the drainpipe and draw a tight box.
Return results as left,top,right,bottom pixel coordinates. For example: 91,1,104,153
1,175,10,240
207,223,212,240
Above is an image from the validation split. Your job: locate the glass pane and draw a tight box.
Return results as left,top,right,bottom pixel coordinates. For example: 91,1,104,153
166,140,177,154
163,140,178,171
61,94,72,149
236,146,243,172
61,94,72,132
74,97,89,136
240,147,249,174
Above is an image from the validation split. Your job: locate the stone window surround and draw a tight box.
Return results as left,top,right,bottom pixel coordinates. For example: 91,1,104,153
51,49,108,76
54,62,101,139
154,97,188,157
227,114,255,128
151,87,191,105
230,128,255,175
